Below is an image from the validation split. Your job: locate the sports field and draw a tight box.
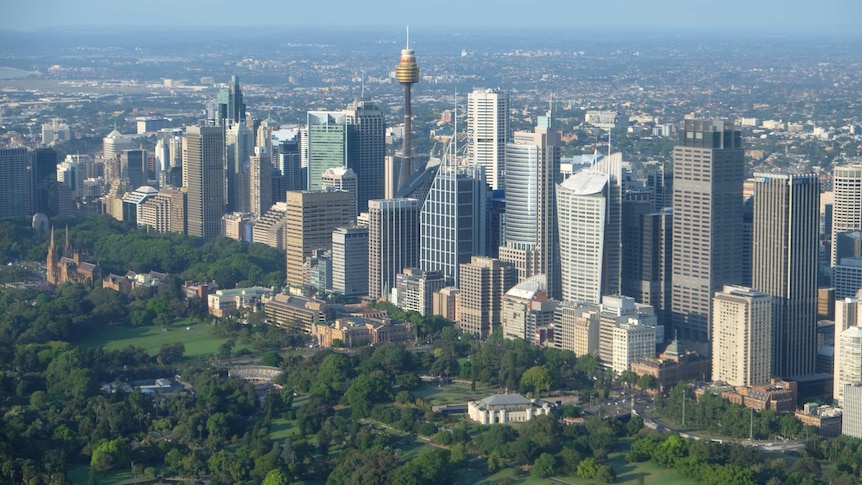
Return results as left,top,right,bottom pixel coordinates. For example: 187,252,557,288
79,320,235,358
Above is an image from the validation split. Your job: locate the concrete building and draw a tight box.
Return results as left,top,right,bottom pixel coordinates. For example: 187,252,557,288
554,300,600,357
467,393,552,424
393,268,446,316
831,165,862,266
252,202,288,250
834,257,862,300
264,294,332,334
500,114,561,298
433,287,460,322
249,153,273,216
612,316,658,374
752,172,819,377
585,110,624,130
103,128,133,161
223,212,254,242
502,275,559,346
631,339,711,392
711,286,772,387
284,190,350,288
185,125,226,240
458,256,517,339
367,198,421,300
321,167,358,224
597,296,658,368
843,382,862,438
331,226,369,297
467,88,509,190
672,119,744,344
311,316,413,348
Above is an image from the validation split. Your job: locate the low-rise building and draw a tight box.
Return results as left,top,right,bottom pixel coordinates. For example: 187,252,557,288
795,403,843,438
208,286,274,318
264,294,332,333
311,316,413,348
631,339,711,392
467,393,553,424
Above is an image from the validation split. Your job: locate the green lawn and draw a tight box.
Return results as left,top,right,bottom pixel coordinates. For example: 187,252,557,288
413,382,496,406
79,320,238,358
605,453,690,484
68,465,159,485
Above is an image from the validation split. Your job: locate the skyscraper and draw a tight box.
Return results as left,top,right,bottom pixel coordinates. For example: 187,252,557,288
711,285,772,387
217,75,246,126
368,198,421,299
249,153,273,215
284,190,350,288
831,165,862,267
31,148,59,217
225,122,253,213
321,167,359,225
331,226,369,297
467,88,509,190
306,111,354,192
345,99,386,213
419,162,487,286
121,149,147,189
499,115,561,298
556,152,623,305
458,256,517,339
0,147,31,219
671,119,744,343
752,172,819,377
185,125,225,239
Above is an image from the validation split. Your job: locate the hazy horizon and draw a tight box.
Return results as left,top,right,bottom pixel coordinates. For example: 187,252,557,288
2,0,860,34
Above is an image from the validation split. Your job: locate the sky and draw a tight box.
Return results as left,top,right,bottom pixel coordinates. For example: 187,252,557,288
2,0,860,33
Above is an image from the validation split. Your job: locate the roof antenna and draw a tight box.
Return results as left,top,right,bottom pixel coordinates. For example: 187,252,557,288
406,25,410,49
360,70,365,99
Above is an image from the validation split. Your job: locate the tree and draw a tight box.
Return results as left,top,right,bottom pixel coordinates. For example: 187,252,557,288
637,374,658,391
90,439,128,472
577,457,600,479
532,452,557,478
520,365,552,397
262,468,289,485
343,371,391,418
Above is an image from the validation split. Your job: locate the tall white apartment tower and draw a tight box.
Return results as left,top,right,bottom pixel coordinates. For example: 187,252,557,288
467,88,509,190
835,294,862,407
831,165,862,267
711,285,772,387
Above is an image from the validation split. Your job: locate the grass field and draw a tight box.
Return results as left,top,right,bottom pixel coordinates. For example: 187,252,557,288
79,320,238,358
413,382,496,406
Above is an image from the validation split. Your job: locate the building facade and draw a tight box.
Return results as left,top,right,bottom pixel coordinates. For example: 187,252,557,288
185,125,226,239
284,190,350,287
752,172,820,377
467,88,509,190
331,226,369,297
831,165,862,266
671,119,744,343
711,286,772,387
367,198,421,299
458,256,517,339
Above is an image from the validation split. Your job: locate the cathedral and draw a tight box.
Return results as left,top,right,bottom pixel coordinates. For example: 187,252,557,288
46,227,100,286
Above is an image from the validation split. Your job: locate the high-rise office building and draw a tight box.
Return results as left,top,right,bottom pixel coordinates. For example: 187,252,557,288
185,125,226,239
419,163,487,286
597,296,657,367
284,190,350,288
216,75,246,125
249,153,273,215
306,111,354,192
752,172,819,377
831,165,862,267
499,115,561,298
671,119,744,343
31,148,59,217
394,268,446,316
331,226,369,297
557,162,623,304
321,167,359,225
0,147,31,219
277,137,303,197
458,256,517,339
225,122,253,213
103,128,133,161
843,383,862,438
711,285,772,387
368,198,421,299
467,88,509,190
121,149,147,189
621,191,673,330
345,99,386,213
